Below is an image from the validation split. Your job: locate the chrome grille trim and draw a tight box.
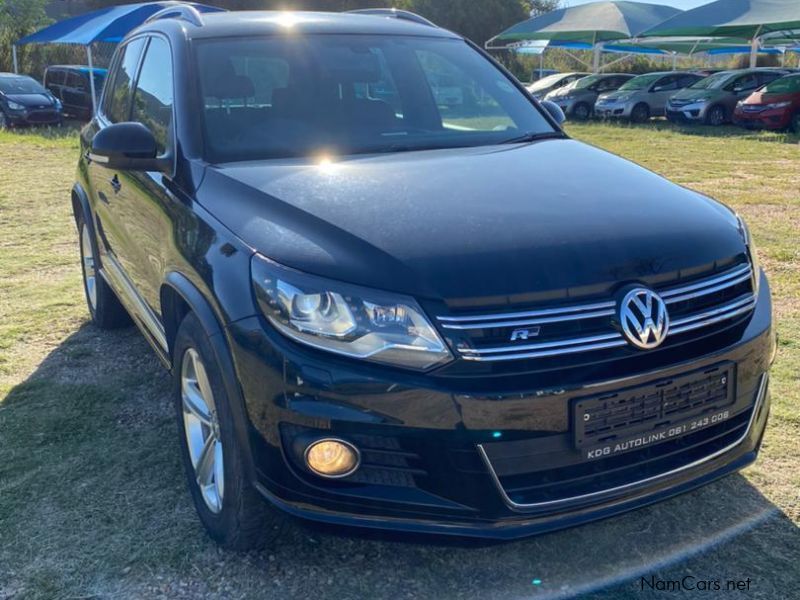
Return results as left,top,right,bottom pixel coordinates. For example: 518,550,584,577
442,263,755,362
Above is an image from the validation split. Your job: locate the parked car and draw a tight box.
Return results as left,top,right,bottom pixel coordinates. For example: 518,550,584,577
544,73,634,120
595,71,703,122
75,8,774,549
526,72,589,100
666,68,789,125
44,65,107,120
0,73,62,128
733,73,800,132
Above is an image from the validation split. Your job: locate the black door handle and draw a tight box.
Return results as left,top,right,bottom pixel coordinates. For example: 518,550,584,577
110,174,121,194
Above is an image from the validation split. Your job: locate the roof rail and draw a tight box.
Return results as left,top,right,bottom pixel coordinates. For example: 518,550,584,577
347,8,437,28
144,4,206,28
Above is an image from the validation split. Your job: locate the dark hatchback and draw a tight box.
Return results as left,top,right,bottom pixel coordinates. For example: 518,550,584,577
0,73,62,128
73,8,775,549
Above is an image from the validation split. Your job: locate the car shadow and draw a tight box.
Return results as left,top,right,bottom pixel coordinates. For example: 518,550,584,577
2,321,798,599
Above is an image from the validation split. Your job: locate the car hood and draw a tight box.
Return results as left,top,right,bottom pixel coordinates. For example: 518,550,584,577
3,93,55,107
598,90,638,101
198,139,744,306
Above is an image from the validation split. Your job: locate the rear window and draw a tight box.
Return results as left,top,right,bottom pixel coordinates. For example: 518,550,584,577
195,34,554,162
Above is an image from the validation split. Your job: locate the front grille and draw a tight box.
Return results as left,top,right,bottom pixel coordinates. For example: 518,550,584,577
669,99,694,107
437,262,755,363
26,111,59,123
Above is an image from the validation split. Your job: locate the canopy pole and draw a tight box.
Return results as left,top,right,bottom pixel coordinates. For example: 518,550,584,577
592,31,602,73
87,45,98,116
12,45,18,74
539,50,544,79
750,25,763,68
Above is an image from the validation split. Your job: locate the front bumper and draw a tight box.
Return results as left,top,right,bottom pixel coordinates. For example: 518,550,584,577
666,102,709,123
4,108,62,126
594,100,634,119
733,107,792,130
224,274,775,539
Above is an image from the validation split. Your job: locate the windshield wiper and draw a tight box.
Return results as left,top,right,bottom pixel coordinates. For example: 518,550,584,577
499,131,566,145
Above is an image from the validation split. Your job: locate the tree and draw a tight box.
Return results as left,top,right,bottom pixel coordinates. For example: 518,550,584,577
0,0,50,72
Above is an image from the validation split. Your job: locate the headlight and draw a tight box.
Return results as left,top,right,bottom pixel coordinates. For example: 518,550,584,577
7,100,24,110
765,101,791,110
736,214,760,296
251,255,452,370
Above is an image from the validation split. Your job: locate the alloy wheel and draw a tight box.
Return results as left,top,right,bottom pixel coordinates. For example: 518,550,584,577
80,224,97,311
707,106,725,126
181,348,224,514
573,103,590,120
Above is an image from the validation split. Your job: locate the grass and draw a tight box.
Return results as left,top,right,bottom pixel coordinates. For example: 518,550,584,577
0,121,798,599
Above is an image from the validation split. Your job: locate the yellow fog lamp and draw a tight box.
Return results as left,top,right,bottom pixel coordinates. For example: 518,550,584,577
304,438,360,478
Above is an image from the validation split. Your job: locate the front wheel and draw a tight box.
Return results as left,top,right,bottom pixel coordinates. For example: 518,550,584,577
790,111,800,134
0,110,8,130
630,103,650,124
173,312,288,550
572,102,592,121
705,105,726,126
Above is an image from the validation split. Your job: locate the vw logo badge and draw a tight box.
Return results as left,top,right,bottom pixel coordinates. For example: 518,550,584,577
619,287,669,350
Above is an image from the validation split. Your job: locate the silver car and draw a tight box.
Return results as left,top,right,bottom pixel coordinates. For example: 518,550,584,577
595,72,704,123
544,73,634,120
526,72,589,100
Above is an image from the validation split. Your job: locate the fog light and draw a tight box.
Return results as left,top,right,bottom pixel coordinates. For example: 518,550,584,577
304,438,360,478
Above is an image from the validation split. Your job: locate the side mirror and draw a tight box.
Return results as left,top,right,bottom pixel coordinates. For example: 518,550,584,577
541,100,566,125
90,122,169,172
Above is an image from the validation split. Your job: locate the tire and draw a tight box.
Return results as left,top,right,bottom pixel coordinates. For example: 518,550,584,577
705,105,726,126
790,111,800,134
630,103,650,124
77,215,130,329
572,102,592,121
173,312,287,550
0,110,8,130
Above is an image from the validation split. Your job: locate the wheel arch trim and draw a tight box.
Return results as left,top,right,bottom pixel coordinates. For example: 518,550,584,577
161,272,258,482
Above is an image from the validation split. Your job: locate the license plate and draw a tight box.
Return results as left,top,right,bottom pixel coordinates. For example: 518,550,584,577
581,409,732,460
573,364,734,460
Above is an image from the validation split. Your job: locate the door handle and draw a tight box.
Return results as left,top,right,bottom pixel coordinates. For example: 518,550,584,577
110,174,121,194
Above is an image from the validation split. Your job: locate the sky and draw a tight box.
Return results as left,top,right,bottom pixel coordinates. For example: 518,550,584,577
563,0,711,8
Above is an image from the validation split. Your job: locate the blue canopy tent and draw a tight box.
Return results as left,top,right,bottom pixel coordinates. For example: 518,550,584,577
14,2,223,114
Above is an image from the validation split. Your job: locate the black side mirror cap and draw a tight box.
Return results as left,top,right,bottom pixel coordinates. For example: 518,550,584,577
541,100,566,125
90,122,170,172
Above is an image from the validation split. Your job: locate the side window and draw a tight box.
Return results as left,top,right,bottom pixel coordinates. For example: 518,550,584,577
46,69,64,86
105,38,146,123
654,75,678,91
67,72,85,91
758,72,781,86
731,74,758,92
132,37,174,155
678,74,699,88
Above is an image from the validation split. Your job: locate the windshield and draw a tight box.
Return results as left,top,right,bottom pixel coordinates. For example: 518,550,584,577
763,75,800,94
0,76,46,95
618,73,662,91
195,35,555,162
528,73,567,92
690,72,734,90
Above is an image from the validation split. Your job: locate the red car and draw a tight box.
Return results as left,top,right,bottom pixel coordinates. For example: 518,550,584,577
734,73,800,132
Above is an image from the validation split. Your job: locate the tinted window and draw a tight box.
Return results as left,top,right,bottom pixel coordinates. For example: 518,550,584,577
66,72,85,90
132,37,174,154
728,74,758,92
758,71,783,85
654,75,678,91
763,75,800,93
106,38,145,123
46,70,65,85
678,74,700,88
195,35,554,162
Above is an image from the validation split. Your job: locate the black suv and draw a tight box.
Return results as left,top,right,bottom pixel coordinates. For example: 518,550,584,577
74,7,775,549
44,65,107,120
